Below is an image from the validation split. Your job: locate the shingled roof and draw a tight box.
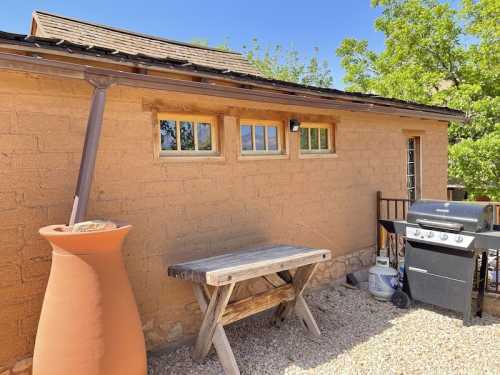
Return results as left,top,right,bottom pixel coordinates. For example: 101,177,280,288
0,11,465,122
31,10,263,77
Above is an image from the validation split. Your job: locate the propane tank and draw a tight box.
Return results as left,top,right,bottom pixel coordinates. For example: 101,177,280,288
369,256,398,301
398,258,405,289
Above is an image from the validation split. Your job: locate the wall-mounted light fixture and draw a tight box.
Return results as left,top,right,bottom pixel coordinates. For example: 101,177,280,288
289,119,301,132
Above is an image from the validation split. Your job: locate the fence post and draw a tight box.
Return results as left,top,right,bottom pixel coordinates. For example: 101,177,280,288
376,191,382,256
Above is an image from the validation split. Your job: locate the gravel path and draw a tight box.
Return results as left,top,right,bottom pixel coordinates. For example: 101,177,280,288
149,284,500,375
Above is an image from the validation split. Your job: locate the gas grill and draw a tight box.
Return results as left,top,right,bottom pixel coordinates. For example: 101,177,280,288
380,200,500,324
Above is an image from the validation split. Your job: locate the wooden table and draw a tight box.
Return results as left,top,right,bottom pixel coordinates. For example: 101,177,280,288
168,244,331,375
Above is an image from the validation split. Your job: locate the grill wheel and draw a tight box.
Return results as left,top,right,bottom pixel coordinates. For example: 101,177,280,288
391,290,411,309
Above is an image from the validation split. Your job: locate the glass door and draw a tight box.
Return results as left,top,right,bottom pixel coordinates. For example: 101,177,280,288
407,137,421,201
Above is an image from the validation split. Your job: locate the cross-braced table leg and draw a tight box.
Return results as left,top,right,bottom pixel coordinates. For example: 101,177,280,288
192,284,240,374
193,283,236,367
268,264,321,337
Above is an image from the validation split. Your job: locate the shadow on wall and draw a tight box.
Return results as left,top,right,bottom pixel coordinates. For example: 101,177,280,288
111,179,376,353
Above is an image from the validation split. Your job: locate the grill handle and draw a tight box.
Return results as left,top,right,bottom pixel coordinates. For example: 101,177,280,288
416,219,463,232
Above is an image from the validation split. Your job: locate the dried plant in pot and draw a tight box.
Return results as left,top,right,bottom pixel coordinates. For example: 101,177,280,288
34,220,146,375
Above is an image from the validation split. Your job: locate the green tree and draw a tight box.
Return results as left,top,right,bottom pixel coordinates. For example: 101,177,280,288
337,0,499,199
190,38,230,51
449,129,500,200
243,38,333,88
191,38,333,88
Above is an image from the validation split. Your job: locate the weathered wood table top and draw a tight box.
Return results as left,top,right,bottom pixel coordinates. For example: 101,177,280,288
168,244,331,286
167,244,331,375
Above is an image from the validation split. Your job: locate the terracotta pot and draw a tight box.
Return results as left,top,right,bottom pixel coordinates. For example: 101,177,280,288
34,224,146,375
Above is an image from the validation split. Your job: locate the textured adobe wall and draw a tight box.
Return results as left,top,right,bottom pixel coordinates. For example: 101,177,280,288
0,70,448,372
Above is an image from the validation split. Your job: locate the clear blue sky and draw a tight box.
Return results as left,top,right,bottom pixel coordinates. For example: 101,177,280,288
0,1,386,88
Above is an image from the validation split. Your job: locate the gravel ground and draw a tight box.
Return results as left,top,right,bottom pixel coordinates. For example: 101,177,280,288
149,284,500,375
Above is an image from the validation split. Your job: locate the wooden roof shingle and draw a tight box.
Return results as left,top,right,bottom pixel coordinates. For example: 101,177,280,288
32,10,263,77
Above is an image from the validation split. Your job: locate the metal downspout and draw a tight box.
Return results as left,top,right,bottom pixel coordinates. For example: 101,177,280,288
69,75,113,225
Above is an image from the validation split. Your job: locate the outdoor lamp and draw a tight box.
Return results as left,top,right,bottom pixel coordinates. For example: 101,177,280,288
289,119,301,132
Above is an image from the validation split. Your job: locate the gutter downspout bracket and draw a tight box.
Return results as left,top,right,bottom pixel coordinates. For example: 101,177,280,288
85,73,115,89
69,75,114,225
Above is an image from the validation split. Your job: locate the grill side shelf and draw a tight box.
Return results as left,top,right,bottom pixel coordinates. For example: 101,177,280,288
378,219,406,235
474,231,500,250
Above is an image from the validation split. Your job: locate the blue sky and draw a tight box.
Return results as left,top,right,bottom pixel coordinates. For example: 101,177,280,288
0,1,387,88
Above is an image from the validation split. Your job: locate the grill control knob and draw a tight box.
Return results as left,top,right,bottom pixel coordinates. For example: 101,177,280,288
455,235,463,243
440,233,448,240
427,231,434,238
414,229,421,236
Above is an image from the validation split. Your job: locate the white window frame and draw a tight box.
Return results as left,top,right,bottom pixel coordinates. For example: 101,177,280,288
158,113,218,156
239,119,283,155
299,122,335,154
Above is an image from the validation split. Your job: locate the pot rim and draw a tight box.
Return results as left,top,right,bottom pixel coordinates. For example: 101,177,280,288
39,223,132,238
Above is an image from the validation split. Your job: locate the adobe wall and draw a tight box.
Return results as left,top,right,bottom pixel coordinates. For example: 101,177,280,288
0,70,448,373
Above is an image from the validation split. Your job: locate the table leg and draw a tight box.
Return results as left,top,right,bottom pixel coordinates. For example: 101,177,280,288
268,265,321,337
192,284,240,375
294,295,321,337
193,283,235,362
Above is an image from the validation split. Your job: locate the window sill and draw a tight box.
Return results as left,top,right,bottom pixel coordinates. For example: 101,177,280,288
299,152,338,159
237,153,290,161
156,154,226,163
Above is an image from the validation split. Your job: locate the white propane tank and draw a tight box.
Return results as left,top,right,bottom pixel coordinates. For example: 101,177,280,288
369,256,398,301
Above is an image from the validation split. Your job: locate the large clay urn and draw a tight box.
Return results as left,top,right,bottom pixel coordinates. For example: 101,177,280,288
34,224,146,375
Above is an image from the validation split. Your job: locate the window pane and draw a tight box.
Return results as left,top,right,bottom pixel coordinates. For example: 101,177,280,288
255,125,265,151
408,149,415,162
310,128,319,149
180,121,194,150
197,122,212,151
408,138,415,150
241,125,253,151
408,162,415,175
407,175,415,189
408,188,416,201
160,120,177,150
320,128,328,149
300,128,309,150
268,126,278,151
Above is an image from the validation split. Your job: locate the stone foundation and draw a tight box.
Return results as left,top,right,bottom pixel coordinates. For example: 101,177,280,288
0,357,32,375
310,246,376,288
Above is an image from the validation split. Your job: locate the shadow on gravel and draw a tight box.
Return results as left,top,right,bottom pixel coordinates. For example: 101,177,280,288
148,284,415,375
411,301,498,327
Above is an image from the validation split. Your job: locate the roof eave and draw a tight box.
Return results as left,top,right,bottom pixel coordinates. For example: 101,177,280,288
0,50,466,123
0,44,465,123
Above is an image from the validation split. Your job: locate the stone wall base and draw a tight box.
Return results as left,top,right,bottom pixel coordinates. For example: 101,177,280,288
0,357,32,375
310,246,376,288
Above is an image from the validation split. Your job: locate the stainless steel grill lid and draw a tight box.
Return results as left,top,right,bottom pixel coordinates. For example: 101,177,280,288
407,200,493,233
